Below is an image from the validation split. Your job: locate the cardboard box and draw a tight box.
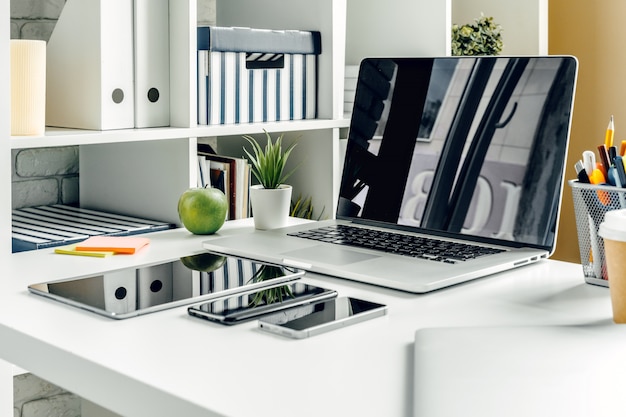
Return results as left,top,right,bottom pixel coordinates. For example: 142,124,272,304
197,26,321,125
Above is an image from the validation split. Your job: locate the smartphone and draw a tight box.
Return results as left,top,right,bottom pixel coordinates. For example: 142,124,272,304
187,282,337,325
258,296,387,339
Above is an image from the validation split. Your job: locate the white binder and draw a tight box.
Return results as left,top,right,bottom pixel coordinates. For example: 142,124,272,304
133,0,170,128
137,262,174,309
46,0,135,130
102,269,137,315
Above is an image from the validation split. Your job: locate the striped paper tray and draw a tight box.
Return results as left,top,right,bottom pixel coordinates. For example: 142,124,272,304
12,204,175,253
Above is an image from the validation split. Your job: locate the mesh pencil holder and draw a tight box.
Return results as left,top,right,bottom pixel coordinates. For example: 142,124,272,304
569,179,626,287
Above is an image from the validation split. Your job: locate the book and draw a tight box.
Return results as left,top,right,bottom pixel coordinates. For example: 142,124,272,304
197,155,210,188
197,50,208,125
75,236,150,254
198,144,251,220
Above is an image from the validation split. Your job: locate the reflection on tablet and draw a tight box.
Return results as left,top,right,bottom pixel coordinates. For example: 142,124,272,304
28,253,304,319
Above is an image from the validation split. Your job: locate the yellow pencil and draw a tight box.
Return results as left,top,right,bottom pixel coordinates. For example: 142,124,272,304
605,115,615,148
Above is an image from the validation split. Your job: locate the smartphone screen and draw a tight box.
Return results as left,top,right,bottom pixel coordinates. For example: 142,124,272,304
187,282,337,325
258,297,387,338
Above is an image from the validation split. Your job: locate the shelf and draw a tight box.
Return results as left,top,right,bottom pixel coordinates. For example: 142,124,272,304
10,118,351,149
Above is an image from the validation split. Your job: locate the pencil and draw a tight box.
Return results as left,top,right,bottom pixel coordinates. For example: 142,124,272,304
605,115,615,148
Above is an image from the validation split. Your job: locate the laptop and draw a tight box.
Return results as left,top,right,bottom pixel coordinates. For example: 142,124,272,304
203,56,578,293
413,325,623,416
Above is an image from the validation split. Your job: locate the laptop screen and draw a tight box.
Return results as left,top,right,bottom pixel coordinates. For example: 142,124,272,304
338,56,577,250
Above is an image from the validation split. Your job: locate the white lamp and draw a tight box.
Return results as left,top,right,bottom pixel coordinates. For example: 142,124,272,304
11,39,46,136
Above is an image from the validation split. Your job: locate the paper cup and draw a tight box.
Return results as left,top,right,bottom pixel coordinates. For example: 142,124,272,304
599,209,626,323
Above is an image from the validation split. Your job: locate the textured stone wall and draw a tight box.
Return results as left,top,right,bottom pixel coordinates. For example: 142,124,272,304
14,373,80,417
12,147,79,209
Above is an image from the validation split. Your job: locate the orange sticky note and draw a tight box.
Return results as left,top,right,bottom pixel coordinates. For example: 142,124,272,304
75,236,150,254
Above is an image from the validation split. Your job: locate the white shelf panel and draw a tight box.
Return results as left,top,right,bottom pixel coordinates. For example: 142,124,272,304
9,119,350,149
12,366,27,376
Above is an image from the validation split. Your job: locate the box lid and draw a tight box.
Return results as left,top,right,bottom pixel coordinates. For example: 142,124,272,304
198,26,321,55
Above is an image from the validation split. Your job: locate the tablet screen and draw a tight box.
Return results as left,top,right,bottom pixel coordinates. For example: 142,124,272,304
28,252,303,319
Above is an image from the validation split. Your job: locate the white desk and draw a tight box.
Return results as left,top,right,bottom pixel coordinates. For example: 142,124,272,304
0,219,614,417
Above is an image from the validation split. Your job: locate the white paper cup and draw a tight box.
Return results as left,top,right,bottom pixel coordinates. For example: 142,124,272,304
599,209,626,323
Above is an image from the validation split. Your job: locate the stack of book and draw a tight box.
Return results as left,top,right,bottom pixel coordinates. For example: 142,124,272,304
197,144,251,220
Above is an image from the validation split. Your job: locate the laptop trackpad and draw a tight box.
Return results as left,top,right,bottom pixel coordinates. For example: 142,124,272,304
282,245,379,265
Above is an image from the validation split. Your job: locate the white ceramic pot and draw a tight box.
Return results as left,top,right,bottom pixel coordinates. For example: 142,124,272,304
249,184,292,230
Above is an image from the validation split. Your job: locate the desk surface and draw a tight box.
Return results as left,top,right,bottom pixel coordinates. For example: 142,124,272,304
0,219,615,417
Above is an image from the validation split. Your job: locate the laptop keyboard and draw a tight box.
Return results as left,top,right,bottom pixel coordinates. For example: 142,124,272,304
287,224,505,264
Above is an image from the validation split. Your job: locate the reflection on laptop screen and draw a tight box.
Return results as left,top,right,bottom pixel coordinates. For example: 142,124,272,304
338,56,577,249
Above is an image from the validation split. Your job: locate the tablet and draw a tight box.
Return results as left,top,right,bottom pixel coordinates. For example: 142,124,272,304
28,252,304,319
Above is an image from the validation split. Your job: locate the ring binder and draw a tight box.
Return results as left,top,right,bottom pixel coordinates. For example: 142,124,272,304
134,0,170,128
46,0,135,130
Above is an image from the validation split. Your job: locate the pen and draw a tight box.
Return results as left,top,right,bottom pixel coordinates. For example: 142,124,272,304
615,156,626,188
589,168,606,185
575,160,590,183
620,140,626,157
589,168,610,205
608,166,618,186
605,115,615,148
613,156,626,208
582,150,596,175
609,145,618,164
597,145,610,179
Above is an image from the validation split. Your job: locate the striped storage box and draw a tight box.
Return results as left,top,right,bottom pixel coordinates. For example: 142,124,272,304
197,26,321,125
12,204,175,253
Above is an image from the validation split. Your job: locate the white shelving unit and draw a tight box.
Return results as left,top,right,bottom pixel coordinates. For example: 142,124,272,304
2,0,455,256
3,0,351,255
78,0,351,226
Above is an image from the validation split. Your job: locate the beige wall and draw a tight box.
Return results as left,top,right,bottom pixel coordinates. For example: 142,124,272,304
549,0,626,262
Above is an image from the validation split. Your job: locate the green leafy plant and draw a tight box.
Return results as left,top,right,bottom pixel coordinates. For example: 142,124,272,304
451,14,503,56
248,265,294,307
242,130,299,189
291,194,326,220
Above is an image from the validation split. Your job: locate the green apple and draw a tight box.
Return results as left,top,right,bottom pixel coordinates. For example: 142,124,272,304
177,186,228,235
180,253,227,272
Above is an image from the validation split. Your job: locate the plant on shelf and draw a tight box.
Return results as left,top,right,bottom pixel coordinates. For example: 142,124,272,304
242,130,301,229
291,193,326,221
242,130,299,190
451,14,503,56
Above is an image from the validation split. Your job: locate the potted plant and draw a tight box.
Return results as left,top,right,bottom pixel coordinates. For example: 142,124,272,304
451,14,503,56
242,130,300,229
